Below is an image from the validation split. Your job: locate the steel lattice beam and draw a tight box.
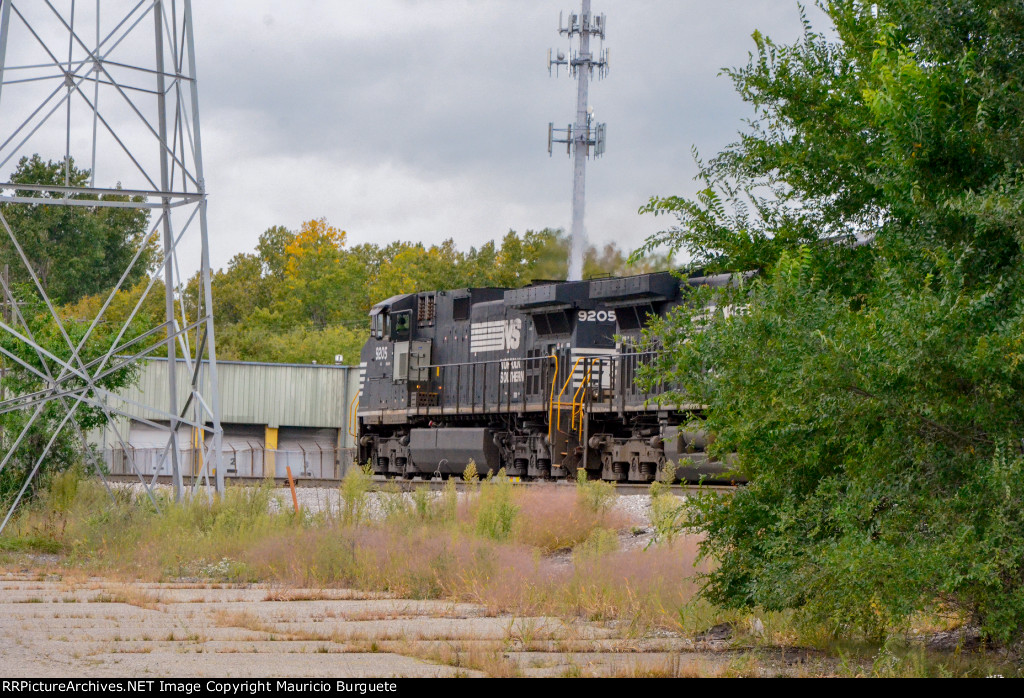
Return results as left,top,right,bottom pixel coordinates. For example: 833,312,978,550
0,0,224,530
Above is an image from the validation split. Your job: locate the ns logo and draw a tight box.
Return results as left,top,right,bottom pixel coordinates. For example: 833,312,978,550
470,318,522,353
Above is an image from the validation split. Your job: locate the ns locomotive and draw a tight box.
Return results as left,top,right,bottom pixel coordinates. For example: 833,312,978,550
355,270,735,482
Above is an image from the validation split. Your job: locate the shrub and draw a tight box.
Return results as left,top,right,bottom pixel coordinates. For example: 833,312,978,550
633,0,1024,643
339,462,372,525
575,467,616,515
474,469,518,540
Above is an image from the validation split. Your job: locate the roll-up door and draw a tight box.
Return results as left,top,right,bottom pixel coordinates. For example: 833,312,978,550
219,425,267,477
122,421,193,475
275,427,339,478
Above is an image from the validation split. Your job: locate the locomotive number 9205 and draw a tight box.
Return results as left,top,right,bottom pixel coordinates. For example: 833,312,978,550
374,346,389,361
577,309,616,322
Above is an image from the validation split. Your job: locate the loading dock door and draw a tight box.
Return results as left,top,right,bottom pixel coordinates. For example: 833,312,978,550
276,427,339,478
219,425,267,477
123,422,192,476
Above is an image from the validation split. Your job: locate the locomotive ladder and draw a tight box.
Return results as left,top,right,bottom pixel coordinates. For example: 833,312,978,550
549,356,583,437
547,354,603,474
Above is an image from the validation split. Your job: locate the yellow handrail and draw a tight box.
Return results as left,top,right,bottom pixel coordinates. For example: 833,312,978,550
571,360,594,436
554,356,583,437
347,391,361,438
547,356,559,441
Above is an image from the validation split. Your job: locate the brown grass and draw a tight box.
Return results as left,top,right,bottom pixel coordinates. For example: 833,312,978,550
509,486,635,552
212,609,278,635
105,585,163,610
3,473,714,634
402,640,521,677
244,522,707,631
262,589,331,602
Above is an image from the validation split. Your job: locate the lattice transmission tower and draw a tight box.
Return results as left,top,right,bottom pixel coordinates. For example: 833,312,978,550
548,0,608,281
0,0,224,524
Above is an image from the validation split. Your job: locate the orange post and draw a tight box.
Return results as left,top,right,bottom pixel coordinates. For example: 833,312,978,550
286,466,299,514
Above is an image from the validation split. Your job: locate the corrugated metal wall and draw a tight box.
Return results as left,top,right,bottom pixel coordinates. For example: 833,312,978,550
106,358,363,446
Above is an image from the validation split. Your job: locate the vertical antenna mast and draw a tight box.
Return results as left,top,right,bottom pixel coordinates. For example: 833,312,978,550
548,0,608,281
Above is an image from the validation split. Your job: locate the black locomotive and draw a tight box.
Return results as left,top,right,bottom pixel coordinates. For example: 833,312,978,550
355,270,736,482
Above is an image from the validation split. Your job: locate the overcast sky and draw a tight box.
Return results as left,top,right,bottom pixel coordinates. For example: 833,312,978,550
1,1,832,273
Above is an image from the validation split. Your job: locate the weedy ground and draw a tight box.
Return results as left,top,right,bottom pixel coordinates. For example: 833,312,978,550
0,466,1018,677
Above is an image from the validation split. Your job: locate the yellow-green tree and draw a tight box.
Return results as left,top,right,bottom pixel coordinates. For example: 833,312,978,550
278,218,363,330
73,222,668,367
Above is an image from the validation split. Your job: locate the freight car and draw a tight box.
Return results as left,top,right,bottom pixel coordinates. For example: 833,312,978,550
354,270,738,483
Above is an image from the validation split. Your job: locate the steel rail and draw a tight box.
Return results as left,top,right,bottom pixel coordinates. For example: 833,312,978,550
105,473,740,494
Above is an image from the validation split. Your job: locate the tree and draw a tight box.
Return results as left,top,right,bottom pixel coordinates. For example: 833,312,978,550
635,0,1024,642
0,293,141,501
279,218,363,330
197,222,665,366
215,319,364,366
0,155,152,500
211,252,273,326
0,155,155,305
517,228,673,281
368,239,464,302
256,224,294,281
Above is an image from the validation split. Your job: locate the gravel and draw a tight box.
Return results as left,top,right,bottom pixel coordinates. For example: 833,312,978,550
113,482,688,528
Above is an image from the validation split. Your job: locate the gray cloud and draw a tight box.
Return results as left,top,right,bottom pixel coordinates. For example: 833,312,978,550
1,1,831,273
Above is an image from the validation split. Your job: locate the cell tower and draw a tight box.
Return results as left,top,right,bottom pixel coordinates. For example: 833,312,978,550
0,0,224,524
547,0,608,281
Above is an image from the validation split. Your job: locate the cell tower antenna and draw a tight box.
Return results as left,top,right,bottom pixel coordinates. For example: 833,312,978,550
547,0,608,281
0,0,225,525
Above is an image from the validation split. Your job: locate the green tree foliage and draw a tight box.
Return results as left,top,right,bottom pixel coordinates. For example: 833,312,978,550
204,224,663,365
215,319,364,366
65,218,668,368
635,0,1024,642
210,251,269,326
0,293,140,501
62,277,172,340
279,218,362,330
0,155,155,305
255,224,293,281
0,155,154,500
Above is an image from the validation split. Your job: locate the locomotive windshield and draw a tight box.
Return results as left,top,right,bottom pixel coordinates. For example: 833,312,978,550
370,311,385,339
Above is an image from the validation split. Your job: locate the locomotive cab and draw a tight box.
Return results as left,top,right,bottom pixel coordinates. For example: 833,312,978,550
362,294,432,402
368,295,413,343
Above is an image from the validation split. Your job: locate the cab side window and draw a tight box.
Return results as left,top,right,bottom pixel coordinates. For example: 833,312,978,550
392,311,411,342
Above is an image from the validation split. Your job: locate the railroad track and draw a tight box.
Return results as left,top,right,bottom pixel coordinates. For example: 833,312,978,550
105,474,737,495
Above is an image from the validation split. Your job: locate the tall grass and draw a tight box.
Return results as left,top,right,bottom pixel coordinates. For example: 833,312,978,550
2,468,707,631
340,463,373,525
649,463,687,544
474,468,518,540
